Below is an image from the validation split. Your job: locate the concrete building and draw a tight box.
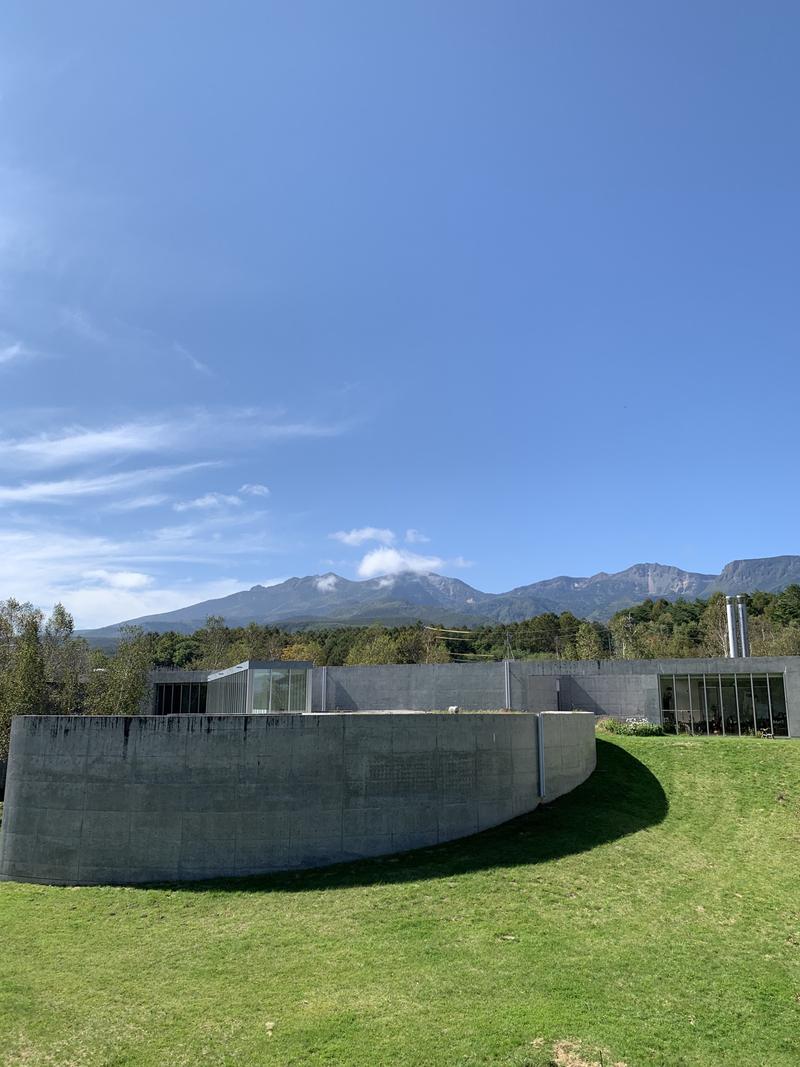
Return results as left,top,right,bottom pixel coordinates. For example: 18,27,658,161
150,656,800,737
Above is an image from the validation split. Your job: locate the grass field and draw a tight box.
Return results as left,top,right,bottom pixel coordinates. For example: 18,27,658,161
1,736,799,1067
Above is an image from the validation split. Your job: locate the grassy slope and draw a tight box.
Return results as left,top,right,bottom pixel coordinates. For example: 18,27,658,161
0,737,798,1067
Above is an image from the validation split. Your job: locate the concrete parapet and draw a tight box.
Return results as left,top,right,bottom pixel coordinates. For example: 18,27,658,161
0,711,596,886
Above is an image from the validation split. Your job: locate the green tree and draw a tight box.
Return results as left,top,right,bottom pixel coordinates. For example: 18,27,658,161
767,585,800,628
43,603,87,715
345,626,400,665
194,616,232,669
608,612,647,659
699,593,728,657
0,600,48,758
573,621,604,660
555,612,582,658
228,622,286,665
281,637,325,664
86,626,152,716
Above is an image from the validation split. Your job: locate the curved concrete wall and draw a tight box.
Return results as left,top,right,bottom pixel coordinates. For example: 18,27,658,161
0,711,595,886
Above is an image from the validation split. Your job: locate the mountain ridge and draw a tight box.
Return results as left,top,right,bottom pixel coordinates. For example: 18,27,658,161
78,554,800,638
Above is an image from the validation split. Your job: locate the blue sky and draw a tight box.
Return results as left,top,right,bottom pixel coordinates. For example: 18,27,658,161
2,2,800,627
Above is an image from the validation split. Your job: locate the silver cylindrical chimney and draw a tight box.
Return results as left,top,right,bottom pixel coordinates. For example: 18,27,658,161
737,595,750,657
725,595,739,658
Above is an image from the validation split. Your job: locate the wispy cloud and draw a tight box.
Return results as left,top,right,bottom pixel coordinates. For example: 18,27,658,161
174,492,242,512
64,579,247,630
240,483,270,497
257,421,346,441
330,526,396,547
405,528,430,544
107,494,169,512
0,420,176,468
0,411,347,470
59,306,108,345
0,511,285,627
173,341,212,376
0,462,214,504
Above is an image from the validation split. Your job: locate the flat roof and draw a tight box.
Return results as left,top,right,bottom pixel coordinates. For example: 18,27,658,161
207,660,313,681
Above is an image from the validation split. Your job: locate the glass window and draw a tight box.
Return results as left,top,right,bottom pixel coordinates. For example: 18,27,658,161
752,675,771,734
252,670,272,713
289,669,307,712
180,684,191,715
690,676,707,734
674,675,691,733
660,677,676,732
769,675,789,737
271,669,289,712
720,675,739,735
737,675,756,734
705,675,723,735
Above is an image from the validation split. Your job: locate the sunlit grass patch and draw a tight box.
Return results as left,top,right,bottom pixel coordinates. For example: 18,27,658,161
1,737,799,1066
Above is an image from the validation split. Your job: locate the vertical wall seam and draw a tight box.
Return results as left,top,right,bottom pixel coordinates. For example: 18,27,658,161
537,713,546,799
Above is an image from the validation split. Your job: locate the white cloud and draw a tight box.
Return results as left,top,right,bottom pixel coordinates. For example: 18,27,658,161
357,547,444,579
64,580,247,630
314,574,338,592
405,528,430,544
83,569,154,590
0,340,35,366
174,492,242,512
0,463,214,504
240,483,270,497
330,526,396,547
0,514,283,627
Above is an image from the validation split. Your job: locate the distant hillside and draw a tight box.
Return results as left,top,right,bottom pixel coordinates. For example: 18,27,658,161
77,555,800,640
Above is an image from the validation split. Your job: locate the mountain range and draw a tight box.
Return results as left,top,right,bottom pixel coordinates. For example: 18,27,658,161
80,555,800,640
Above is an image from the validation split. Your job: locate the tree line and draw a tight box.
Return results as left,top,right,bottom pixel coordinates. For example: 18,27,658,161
3,586,800,758
146,586,800,668
0,600,152,760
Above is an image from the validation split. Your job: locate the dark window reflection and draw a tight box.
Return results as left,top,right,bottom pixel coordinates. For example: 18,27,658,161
752,676,771,733
737,676,756,734
706,676,723,734
769,675,788,736
658,672,787,738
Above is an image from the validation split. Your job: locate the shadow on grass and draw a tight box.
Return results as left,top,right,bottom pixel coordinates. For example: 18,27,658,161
176,738,668,895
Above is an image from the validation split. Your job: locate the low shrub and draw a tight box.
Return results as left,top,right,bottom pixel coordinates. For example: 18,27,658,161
597,716,665,736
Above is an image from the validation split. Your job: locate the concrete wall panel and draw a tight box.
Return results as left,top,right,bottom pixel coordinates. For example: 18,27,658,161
0,710,596,886
322,663,508,712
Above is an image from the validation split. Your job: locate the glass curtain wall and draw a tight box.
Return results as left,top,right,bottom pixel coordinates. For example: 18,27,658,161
251,668,308,713
206,669,248,715
659,673,788,736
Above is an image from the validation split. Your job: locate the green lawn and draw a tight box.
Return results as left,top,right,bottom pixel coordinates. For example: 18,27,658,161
1,736,799,1067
